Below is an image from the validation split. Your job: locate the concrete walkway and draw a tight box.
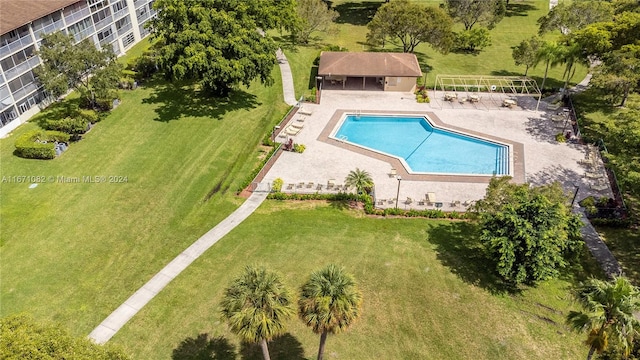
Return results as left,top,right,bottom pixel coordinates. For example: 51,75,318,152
575,209,622,278
88,191,269,344
277,48,298,106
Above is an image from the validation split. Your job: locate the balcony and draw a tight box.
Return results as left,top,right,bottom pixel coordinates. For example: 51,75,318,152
94,15,114,32
11,82,39,102
0,34,34,60
117,22,133,36
72,26,96,43
65,7,91,26
133,0,148,9
3,56,41,81
98,32,115,46
137,11,150,23
112,7,129,20
33,19,65,39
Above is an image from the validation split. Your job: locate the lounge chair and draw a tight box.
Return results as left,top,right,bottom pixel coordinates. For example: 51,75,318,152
289,123,304,129
296,116,306,122
405,197,413,205
390,168,397,177
298,108,313,116
285,125,303,136
377,199,385,205
306,182,314,188
286,183,294,190
426,192,436,205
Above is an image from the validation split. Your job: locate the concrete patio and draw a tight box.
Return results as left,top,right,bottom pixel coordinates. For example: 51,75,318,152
264,90,613,211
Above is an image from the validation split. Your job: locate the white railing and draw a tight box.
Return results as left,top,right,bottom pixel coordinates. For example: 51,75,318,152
11,82,39,102
72,26,96,43
33,20,65,39
0,34,34,59
99,32,115,46
64,7,91,26
112,8,129,20
117,22,132,36
94,16,114,32
3,56,40,81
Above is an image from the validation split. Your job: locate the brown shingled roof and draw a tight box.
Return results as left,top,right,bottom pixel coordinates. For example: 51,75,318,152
0,0,81,35
318,52,422,78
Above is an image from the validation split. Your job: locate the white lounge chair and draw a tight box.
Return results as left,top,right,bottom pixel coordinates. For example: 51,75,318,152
426,192,436,205
298,108,313,116
285,125,303,135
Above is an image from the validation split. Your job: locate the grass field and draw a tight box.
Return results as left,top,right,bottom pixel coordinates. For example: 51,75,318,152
283,0,587,98
110,201,596,359
0,52,288,335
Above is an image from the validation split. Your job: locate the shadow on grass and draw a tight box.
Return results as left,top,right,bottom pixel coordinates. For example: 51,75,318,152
328,200,351,211
142,79,260,122
505,2,537,17
172,333,236,360
599,228,640,284
239,333,306,360
334,2,382,26
32,98,84,127
428,222,517,294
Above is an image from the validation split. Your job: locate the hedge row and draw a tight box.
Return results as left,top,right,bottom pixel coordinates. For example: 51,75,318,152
15,130,70,159
267,192,472,219
237,144,281,193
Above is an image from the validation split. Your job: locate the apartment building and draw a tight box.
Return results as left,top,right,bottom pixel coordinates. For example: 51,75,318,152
0,0,156,137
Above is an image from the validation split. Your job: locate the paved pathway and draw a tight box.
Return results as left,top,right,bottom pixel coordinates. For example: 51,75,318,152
276,49,298,106
574,209,622,278
88,191,269,344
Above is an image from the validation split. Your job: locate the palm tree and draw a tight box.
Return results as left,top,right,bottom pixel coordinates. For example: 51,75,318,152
220,265,294,360
344,168,373,195
299,264,363,360
567,277,640,360
558,41,585,94
535,40,563,92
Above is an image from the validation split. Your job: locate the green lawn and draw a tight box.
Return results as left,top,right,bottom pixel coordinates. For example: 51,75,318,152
284,0,586,98
111,201,596,359
0,51,288,336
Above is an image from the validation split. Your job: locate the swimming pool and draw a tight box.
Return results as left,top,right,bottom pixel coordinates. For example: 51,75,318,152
333,114,510,175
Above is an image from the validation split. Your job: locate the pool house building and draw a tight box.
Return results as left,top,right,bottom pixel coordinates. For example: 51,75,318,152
0,0,156,137
317,51,422,92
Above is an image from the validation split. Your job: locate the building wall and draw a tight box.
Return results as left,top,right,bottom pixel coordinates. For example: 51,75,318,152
0,0,157,138
384,76,417,92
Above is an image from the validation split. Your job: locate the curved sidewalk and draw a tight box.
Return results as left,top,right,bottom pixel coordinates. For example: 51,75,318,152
88,191,269,344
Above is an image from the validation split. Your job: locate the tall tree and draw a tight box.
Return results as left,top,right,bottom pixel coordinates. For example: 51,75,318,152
444,0,506,31
344,168,373,195
220,266,294,360
512,36,541,76
0,314,130,359
35,32,121,108
567,277,640,360
366,0,454,53
591,45,640,107
557,40,586,93
294,0,338,44
474,177,583,286
150,0,296,96
298,264,362,360
537,0,614,35
535,41,563,91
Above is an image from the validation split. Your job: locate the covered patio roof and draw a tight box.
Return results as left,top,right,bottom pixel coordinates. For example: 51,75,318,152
318,52,422,78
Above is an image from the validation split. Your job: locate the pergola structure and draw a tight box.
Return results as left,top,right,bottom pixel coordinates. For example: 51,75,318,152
434,75,542,110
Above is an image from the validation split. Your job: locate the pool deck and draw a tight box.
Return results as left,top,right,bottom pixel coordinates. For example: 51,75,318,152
265,90,613,211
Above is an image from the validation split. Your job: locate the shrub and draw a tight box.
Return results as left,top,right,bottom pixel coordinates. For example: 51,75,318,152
262,134,275,147
293,143,306,153
43,116,88,135
132,51,157,79
455,27,492,52
237,144,281,193
272,178,284,192
555,132,566,142
77,109,99,123
304,87,317,103
15,130,70,159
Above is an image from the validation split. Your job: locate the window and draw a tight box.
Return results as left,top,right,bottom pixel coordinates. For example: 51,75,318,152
115,16,130,31
97,27,113,44
112,0,127,13
89,0,108,12
8,71,36,93
122,32,135,48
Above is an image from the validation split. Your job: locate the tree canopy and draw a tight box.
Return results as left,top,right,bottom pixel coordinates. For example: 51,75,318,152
567,277,640,360
0,314,130,359
444,0,506,31
150,0,296,96
537,0,614,35
294,0,338,44
474,177,583,286
366,0,454,53
512,36,541,76
220,265,294,360
35,32,121,108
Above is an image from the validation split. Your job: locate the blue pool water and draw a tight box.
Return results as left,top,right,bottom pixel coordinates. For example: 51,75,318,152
334,115,509,175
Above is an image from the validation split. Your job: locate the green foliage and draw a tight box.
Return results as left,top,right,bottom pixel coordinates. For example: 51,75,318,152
43,116,88,135
537,0,614,35
0,314,130,359
35,32,122,109
454,27,492,52
555,132,567,142
415,88,430,103
150,0,291,96
220,265,294,358
474,177,583,286
299,264,362,360
293,143,306,153
272,178,284,192
294,0,338,44
130,50,158,79
590,45,640,107
78,109,100,123
237,145,280,193
567,277,640,358
366,0,454,53
444,0,506,31
262,134,275,147
14,130,70,159
512,36,541,76
344,168,373,195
